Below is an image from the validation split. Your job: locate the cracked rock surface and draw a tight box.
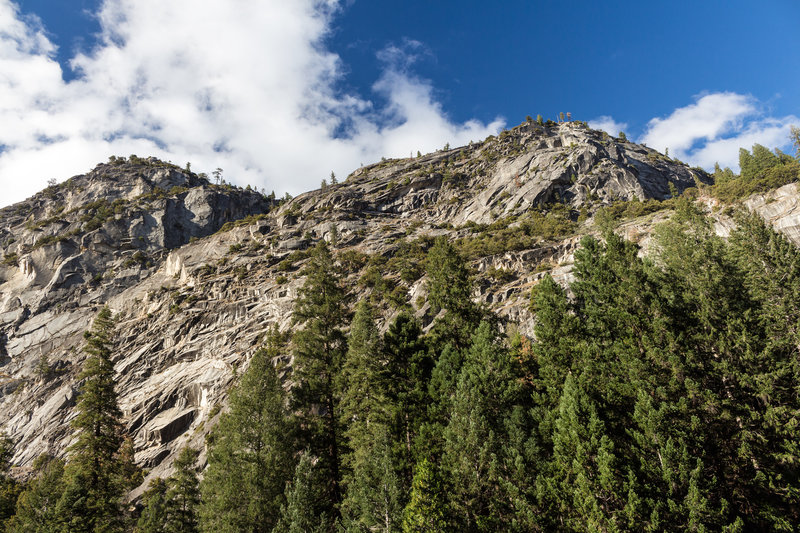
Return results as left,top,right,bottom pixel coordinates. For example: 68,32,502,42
1,123,796,496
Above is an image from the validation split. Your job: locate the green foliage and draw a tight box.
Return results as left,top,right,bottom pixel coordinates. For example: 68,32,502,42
456,206,578,260
383,312,431,485
539,372,625,531
712,143,800,201
79,199,114,232
273,453,330,533
525,208,800,530
339,302,405,531
164,447,200,533
214,213,270,235
340,428,403,533
593,197,675,229
425,237,472,316
136,479,168,533
401,459,448,533
340,302,388,454
713,162,736,185
291,241,350,514
1,253,18,267
0,435,21,527
486,266,514,282
6,454,65,532
441,322,531,530
200,331,296,533
424,236,486,353
55,306,135,533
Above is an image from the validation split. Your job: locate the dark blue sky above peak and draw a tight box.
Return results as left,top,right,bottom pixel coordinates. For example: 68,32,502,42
323,0,800,133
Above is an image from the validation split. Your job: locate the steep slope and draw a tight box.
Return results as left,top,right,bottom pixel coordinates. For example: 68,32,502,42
0,158,272,471
3,121,797,496
292,120,704,226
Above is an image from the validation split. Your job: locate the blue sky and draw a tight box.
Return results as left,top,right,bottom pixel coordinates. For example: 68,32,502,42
328,1,800,130
1,0,798,206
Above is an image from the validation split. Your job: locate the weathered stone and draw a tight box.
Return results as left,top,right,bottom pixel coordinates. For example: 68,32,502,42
0,125,795,499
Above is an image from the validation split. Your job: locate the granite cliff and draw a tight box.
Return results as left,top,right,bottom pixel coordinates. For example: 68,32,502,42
1,121,797,496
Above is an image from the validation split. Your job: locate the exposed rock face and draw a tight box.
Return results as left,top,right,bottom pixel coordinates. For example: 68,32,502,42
0,158,272,476
0,122,793,496
0,159,271,336
288,121,705,226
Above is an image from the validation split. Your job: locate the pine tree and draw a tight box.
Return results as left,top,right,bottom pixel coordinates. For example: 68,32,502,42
425,237,473,318
383,312,430,484
401,458,447,533
136,478,168,533
340,428,403,533
541,372,624,531
425,236,485,354
55,306,132,533
164,447,200,533
0,434,20,527
339,301,399,529
340,301,388,461
737,144,782,183
529,274,580,416
653,203,767,525
291,241,350,513
200,332,296,533
6,454,65,532
722,212,800,528
273,453,329,533
441,321,528,530
422,343,463,457
118,437,144,495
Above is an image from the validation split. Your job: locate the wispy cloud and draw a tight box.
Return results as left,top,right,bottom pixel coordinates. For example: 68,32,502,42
639,93,798,170
0,0,503,207
592,94,797,171
588,116,628,137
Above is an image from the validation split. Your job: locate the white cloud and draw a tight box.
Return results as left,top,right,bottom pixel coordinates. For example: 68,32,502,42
0,0,503,207
639,93,798,170
686,117,797,170
589,116,628,137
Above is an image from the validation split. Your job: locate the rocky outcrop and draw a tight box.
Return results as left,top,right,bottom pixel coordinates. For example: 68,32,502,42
286,122,706,226
0,122,794,497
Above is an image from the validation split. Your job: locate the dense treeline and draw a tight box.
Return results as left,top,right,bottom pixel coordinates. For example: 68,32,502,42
712,138,800,201
3,195,800,531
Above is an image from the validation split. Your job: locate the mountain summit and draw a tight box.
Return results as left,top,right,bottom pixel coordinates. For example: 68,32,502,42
0,121,784,496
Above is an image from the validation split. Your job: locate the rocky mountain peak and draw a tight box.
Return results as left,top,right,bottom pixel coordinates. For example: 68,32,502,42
283,121,709,227
0,124,723,494
0,156,272,382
